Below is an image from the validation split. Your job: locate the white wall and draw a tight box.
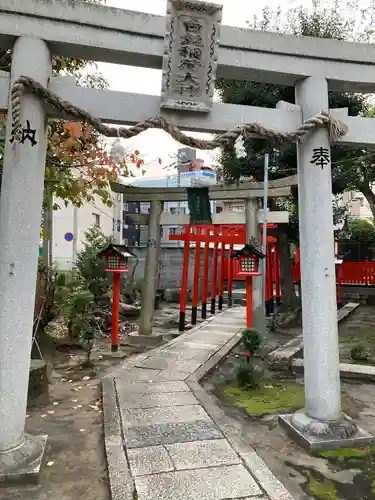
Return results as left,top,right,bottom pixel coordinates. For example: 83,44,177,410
52,196,116,270
343,190,374,221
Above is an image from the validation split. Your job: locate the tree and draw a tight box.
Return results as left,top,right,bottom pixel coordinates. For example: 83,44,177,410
216,1,374,307
339,217,375,261
0,0,125,210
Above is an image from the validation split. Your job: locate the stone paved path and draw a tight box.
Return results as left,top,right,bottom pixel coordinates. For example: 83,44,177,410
103,307,295,500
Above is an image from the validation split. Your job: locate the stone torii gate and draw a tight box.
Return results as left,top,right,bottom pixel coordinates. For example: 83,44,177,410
0,0,375,482
110,176,293,338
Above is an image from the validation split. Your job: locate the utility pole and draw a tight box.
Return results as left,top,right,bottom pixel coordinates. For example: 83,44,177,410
72,205,78,268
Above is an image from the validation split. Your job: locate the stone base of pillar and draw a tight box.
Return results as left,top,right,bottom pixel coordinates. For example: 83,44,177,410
0,433,48,485
101,350,127,359
120,333,164,348
279,410,373,452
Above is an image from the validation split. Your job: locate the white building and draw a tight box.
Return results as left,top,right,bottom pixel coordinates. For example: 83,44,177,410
342,190,374,221
133,168,217,247
52,195,116,270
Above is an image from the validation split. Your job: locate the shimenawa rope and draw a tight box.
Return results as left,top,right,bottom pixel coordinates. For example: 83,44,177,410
10,76,348,150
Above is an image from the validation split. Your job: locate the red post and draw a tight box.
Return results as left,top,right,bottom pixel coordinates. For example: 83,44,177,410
228,245,233,307
218,243,226,310
192,236,201,325
201,241,210,319
179,233,190,332
269,244,274,313
274,244,281,306
245,276,253,328
336,264,343,305
111,272,121,352
210,242,219,314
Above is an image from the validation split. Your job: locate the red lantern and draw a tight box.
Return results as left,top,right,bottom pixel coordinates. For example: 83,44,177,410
231,243,265,328
238,253,260,276
97,245,136,353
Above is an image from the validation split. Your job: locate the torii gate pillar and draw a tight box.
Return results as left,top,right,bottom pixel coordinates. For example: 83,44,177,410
279,76,372,450
0,36,49,482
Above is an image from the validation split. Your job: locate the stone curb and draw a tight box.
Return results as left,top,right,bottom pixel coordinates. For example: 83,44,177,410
292,358,375,382
101,378,135,500
267,302,360,371
187,339,296,500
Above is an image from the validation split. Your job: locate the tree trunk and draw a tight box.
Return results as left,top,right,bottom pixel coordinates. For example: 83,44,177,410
278,229,298,309
361,186,375,221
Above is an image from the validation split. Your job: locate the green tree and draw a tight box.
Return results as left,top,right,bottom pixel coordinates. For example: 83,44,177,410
0,0,123,209
75,226,112,301
339,217,375,261
216,0,374,307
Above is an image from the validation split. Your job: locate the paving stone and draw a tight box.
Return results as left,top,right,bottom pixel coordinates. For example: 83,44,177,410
136,357,171,370
156,370,194,381
122,404,210,428
180,341,219,350
128,445,174,476
118,367,162,382
165,439,240,470
124,420,223,449
187,334,229,346
119,391,198,409
115,380,190,394
135,464,262,500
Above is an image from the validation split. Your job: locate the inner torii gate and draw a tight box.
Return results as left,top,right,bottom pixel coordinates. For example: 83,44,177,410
0,0,374,482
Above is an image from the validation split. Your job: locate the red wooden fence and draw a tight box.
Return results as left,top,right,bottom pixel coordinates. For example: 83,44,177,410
226,259,375,286
292,260,375,286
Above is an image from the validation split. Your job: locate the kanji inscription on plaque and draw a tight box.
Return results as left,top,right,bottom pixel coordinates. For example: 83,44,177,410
161,0,223,113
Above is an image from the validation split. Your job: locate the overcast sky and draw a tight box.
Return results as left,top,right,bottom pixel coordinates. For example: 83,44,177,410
94,0,333,174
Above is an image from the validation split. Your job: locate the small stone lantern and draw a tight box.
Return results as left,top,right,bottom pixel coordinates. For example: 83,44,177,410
98,244,136,352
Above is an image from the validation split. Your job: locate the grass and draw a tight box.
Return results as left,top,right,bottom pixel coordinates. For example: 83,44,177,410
220,382,353,417
317,446,375,462
307,475,341,500
221,382,305,415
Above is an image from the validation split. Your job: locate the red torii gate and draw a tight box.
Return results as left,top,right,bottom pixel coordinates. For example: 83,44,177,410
169,223,281,331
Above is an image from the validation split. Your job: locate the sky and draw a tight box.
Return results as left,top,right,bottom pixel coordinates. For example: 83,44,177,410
95,0,308,176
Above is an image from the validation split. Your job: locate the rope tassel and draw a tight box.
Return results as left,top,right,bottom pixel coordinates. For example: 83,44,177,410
10,76,348,150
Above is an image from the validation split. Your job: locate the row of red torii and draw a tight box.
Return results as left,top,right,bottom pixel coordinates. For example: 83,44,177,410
169,223,281,331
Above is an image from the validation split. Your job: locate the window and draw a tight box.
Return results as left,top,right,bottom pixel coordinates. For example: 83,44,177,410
123,238,128,246
216,206,223,214
169,228,177,235
232,205,245,212
170,207,177,214
124,202,129,212
93,213,100,228
180,207,187,215
161,227,164,238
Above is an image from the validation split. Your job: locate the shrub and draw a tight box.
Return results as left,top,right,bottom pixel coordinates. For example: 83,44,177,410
76,226,112,301
350,343,371,362
236,328,262,389
236,362,259,389
241,328,261,354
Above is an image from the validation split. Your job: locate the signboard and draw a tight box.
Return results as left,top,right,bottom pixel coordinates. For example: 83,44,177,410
161,0,223,112
64,232,74,242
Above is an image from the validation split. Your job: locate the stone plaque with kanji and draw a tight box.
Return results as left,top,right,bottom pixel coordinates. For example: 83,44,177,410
161,0,223,113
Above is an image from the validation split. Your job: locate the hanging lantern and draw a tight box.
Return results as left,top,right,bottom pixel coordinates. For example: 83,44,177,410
98,244,136,274
231,243,265,277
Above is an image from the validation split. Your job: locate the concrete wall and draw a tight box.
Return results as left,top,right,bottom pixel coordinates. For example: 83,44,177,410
128,246,227,294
